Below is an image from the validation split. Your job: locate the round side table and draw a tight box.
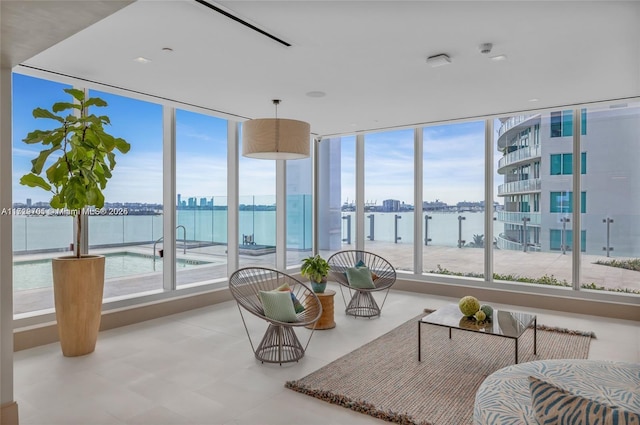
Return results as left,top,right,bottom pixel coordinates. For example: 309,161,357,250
306,289,336,330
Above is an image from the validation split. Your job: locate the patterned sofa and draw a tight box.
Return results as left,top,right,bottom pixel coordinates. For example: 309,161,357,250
473,359,640,425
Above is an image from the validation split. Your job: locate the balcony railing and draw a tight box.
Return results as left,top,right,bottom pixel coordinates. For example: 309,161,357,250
498,114,537,138
497,178,541,196
497,144,542,171
496,234,541,252
496,211,541,225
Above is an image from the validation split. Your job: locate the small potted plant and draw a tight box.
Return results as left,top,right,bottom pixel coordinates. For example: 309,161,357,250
300,254,330,293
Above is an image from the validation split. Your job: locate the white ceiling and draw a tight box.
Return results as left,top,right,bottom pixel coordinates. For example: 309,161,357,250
7,0,640,137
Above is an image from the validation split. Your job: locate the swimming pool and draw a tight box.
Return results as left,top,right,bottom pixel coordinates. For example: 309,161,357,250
13,252,213,291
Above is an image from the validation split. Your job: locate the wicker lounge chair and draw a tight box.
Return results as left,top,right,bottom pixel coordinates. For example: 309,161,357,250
327,250,396,318
229,267,322,364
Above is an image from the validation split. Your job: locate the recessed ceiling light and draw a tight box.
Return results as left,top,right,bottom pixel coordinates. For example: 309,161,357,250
162,47,174,52
490,54,508,61
306,91,326,98
426,54,451,68
134,56,151,64
528,98,539,102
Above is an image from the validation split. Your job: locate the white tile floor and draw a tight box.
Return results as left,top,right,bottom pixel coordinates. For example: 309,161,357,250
13,285,640,425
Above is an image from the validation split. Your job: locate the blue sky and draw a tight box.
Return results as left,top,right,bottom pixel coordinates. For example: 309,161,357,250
13,73,500,207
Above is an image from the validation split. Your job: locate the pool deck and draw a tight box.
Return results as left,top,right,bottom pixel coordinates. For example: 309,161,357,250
13,241,640,315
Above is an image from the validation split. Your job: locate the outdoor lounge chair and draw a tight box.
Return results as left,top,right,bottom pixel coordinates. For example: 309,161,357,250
229,267,322,364
327,250,396,318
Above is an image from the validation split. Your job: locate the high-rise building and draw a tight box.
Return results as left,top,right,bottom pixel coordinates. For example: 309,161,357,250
496,105,640,256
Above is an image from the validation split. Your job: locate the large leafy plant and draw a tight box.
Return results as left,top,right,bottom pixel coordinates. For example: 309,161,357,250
20,88,131,258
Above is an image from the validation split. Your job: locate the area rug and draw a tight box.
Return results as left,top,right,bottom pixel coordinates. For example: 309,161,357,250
285,311,594,425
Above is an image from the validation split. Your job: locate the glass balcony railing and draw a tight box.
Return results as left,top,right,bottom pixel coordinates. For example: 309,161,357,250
496,211,541,225
497,144,542,171
497,178,541,196
341,211,500,248
498,114,538,138
496,234,541,252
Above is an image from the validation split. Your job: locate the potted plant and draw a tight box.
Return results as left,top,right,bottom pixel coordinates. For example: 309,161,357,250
20,88,130,356
300,254,330,293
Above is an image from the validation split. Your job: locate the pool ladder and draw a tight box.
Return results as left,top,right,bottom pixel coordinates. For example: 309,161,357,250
153,225,187,267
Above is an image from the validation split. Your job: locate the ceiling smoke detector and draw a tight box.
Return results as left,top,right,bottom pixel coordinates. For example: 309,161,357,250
426,53,451,67
479,43,493,54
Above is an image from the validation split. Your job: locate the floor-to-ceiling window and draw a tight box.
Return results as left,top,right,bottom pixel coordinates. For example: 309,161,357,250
317,136,353,260
493,111,574,288
176,109,228,287
492,105,640,295
87,89,164,300
12,72,639,320
238,125,276,268
12,74,72,315
422,121,485,278
578,102,640,294
286,156,312,267
364,130,414,272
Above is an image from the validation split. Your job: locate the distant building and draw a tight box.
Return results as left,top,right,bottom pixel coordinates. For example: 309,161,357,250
496,105,640,255
423,200,448,211
382,199,400,212
457,201,483,212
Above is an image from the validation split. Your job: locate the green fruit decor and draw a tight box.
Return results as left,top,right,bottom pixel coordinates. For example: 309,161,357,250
474,310,487,322
459,295,480,317
480,304,493,319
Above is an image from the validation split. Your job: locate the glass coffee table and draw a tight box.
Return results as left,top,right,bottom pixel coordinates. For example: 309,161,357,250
418,304,537,364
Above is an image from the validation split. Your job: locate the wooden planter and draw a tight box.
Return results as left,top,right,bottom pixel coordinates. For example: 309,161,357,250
52,255,105,357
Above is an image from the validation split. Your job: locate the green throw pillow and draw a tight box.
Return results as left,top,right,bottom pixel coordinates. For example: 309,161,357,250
528,376,640,425
343,260,379,282
276,282,305,314
259,290,298,322
346,266,376,289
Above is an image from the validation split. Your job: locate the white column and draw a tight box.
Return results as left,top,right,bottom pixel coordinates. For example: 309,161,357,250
227,121,239,275
162,106,176,291
484,118,494,282
316,138,342,251
413,128,423,273
312,138,320,254
1,65,19,423
355,134,365,250
572,109,582,290
276,159,286,270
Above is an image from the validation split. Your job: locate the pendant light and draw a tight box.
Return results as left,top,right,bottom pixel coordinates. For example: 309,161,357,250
242,99,310,160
